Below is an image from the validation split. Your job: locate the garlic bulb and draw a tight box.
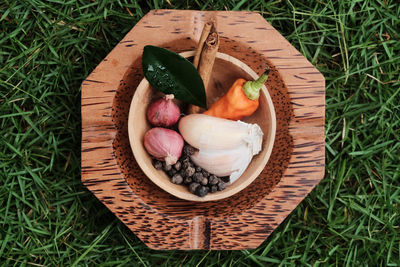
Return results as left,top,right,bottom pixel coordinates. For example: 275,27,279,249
178,114,263,183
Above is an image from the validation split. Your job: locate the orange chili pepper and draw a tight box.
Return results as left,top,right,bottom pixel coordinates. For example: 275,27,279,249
203,69,270,120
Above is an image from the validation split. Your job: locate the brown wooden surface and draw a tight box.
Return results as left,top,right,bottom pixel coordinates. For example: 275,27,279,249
81,10,325,250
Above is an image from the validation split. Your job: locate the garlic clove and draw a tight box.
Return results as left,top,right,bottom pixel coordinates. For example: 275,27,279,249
179,114,263,151
191,148,241,177
190,144,253,183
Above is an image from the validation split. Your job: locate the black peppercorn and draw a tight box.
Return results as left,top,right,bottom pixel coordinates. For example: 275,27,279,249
195,186,209,197
171,174,183,184
174,161,182,171
182,161,191,170
163,162,172,171
189,182,200,194
153,160,163,170
184,166,195,177
210,185,218,193
184,176,193,184
192,172,203,183
168,169,177,177
166,154,228,196
221,176,230,183
201,170,209,177
183,145,195,156
217,181,226,191
209,175,219,185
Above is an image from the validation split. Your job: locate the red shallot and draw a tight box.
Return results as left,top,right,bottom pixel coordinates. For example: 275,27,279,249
144,127,184,165
147,94,180,127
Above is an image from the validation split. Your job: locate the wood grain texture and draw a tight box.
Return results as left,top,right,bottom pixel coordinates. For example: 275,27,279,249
81,10,325,250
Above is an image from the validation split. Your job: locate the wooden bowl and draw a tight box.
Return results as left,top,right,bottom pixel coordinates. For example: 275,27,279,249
128,51,276,201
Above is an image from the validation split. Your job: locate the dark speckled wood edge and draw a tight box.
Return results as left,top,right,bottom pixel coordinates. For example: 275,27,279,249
81,10,325,250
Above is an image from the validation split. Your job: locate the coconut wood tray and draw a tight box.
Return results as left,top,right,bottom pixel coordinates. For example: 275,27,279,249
81,10,325,250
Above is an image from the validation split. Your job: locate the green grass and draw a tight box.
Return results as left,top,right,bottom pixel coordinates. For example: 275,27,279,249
0,0,399,266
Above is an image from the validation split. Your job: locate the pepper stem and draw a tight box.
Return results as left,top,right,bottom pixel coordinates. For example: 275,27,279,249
243,69,270,100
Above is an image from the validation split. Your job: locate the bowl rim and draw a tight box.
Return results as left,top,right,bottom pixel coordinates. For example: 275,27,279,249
128,50,276,201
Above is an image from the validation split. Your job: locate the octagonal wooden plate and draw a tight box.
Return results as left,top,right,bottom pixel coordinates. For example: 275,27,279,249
81,10,325,250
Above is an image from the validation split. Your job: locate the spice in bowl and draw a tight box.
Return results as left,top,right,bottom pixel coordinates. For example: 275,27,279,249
152,144,229,197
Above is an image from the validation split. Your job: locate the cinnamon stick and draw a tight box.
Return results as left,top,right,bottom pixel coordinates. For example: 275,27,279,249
198,31,219,107
188,22,219,114
193,22,212,69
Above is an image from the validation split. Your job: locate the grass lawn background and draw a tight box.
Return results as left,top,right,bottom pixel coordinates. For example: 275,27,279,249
0,0,399,266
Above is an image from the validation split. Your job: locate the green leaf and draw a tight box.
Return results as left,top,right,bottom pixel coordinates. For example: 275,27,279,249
142,45,207,108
